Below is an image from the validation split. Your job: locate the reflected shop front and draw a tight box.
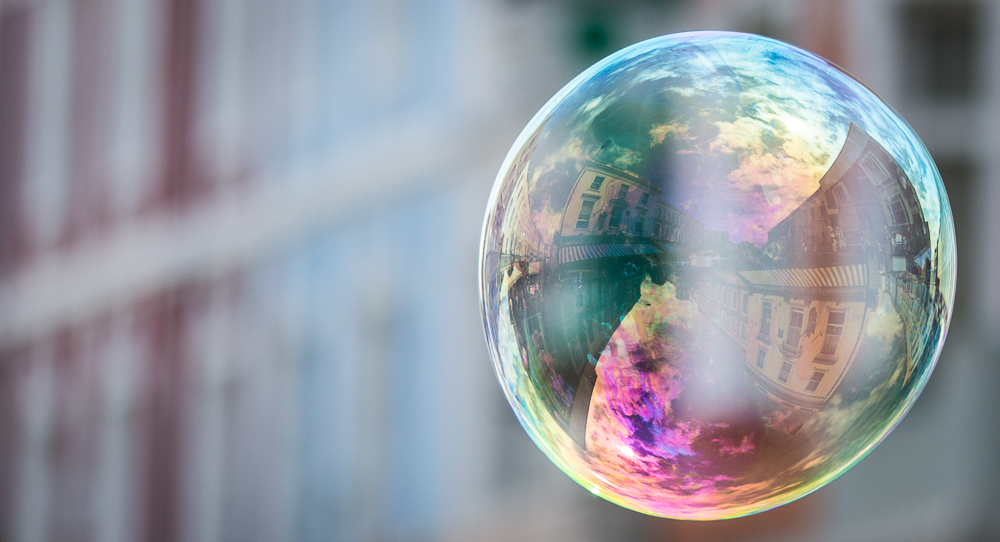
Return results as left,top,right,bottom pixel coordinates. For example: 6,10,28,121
480,36,954,520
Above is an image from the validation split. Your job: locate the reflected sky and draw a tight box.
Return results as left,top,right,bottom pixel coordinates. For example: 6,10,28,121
480,32,955,519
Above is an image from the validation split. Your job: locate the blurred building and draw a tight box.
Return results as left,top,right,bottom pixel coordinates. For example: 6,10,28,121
0,1,997,542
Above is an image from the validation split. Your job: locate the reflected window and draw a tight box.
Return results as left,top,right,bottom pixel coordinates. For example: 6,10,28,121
635,209,646,235
741,322,747,341
609,205,624,228
889,195,909,225
617,184,630,198
841,209,863,245
821,311,846,355
577,200,595,229
827,183,851,208
860,152,891,185
589,176,605,191
778,361,793,383
756,347,767,368
640,192,649,205
741,292,748,314
805,371,826,392
760,301,772,336
787,308,804,348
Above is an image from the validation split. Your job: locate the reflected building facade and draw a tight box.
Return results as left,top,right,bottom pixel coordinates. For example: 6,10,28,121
494,129,544,268
693,265,870,413
764,123,930,275
559,162,707,245
695,123,937,415
763,123,940,387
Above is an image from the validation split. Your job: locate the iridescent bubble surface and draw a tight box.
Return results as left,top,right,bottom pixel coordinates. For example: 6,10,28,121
479,32,955,520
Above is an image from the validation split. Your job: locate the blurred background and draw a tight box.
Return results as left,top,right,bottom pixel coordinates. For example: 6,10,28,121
0,0,997,540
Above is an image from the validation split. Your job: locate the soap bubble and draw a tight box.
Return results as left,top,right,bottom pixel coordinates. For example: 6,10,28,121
479,32,955,520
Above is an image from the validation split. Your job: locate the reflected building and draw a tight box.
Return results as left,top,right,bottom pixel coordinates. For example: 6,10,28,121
508,161,710,446
559,162,707,246
487,127,543,327
696,123,939,416
546,163,711,444
693,265,870,413
495,129,544,266
886,241,949,385
764,123,939,387
764,123,930,275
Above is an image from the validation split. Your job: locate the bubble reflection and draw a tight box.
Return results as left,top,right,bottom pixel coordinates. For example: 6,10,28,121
480,32,955,519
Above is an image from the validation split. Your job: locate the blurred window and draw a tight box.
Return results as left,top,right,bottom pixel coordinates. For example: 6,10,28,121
617,184,629,198
936,157,974,320
635,209,646,235
901,2,979,101
0,6,31,273
756,347,767,368
640,192,649,205
589,176,605,191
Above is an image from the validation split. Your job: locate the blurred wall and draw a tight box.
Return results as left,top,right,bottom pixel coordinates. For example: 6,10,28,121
0,0,997,541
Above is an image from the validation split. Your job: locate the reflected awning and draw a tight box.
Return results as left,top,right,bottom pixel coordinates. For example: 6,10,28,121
557,243,662,265
738,264,867,288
